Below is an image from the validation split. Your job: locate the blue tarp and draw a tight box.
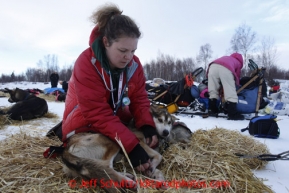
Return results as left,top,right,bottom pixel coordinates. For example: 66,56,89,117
43,87,65,94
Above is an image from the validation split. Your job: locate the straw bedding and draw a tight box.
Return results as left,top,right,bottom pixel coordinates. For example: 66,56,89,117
0,128,273,193
0,108,12,129
0,111,58,129
159,128,272,192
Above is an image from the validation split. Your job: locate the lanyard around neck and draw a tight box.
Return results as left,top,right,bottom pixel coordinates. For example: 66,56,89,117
101,67,127,115
109,72,124,110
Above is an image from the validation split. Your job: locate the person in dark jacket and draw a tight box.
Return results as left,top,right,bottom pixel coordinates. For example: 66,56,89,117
62,4,158,173
50,72,59,88
206,53,244,120
59,80,69,93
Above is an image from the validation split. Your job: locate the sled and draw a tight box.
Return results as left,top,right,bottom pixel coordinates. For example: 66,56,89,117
176,59,267,118
236,60,267,116
147,67,204,113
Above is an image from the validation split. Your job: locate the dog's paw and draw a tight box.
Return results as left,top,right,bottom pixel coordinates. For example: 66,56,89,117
151,169,165,181
122,176,137,189
123,173,135,181
146,169,168,190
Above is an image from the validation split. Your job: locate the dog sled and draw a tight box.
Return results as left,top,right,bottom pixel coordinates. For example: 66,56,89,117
146,67,204,113
236,60,268,116
172,59,269,118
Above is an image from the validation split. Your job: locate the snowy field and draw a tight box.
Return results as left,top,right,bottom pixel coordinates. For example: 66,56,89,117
0,81,289,192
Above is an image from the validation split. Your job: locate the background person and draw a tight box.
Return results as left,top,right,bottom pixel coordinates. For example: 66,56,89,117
59,80,69,93
50,72,59,88
61,3,158,172
206,53,244,120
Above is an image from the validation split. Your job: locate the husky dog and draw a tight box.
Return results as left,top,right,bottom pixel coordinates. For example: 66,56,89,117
1,88,48,120
149,106,192,144
61,105,192,192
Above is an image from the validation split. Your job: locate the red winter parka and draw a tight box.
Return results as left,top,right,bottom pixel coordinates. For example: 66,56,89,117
62,26,155,154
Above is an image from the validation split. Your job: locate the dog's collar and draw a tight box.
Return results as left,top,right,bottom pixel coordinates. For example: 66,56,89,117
159,138,169,155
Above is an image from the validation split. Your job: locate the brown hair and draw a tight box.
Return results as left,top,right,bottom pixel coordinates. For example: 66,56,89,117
90,3,141,45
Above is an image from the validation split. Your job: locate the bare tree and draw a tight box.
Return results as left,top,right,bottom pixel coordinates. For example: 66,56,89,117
230,23,257,74
259,36,277,77
41,54,60,81
196,43,213,73
143,52,197,81
10,72,15,82
59,64,74,81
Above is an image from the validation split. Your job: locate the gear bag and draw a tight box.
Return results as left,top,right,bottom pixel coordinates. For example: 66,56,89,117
241,115,280,139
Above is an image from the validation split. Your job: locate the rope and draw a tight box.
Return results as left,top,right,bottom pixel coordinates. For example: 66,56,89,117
235,150,289,161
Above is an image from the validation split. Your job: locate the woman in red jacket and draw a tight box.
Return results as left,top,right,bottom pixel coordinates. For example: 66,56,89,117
62,4,158,172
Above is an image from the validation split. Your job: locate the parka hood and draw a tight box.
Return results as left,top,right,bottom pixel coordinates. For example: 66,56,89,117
89,26,101,47
230,53,243,68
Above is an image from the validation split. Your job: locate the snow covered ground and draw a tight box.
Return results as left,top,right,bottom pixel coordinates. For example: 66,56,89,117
0,81,289,192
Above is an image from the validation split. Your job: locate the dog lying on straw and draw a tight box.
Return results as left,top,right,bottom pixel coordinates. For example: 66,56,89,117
0,88,48,120
61,105,192,192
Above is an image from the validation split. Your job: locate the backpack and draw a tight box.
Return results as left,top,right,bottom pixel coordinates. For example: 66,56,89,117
241,115,280,139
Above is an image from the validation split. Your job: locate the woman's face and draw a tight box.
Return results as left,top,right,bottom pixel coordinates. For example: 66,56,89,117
103,36,138,69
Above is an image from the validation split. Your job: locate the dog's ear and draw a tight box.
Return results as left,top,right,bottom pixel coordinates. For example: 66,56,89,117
149,104,159,113
171,114,180,123
4,88,12,93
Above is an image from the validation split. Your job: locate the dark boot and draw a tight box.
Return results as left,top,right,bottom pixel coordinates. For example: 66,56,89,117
46,121,63,140
226,102,244,120
209,98,219,116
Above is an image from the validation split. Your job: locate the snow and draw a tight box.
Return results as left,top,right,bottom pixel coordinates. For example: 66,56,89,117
1,81,289,192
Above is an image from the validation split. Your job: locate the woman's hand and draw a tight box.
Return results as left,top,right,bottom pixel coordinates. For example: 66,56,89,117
128,144,150,170
146,135,158,148
141,125,159,148
135,159,151,172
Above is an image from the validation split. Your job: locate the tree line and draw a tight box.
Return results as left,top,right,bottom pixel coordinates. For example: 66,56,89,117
144,23,289,86
1,23,288,86
1,54,73,83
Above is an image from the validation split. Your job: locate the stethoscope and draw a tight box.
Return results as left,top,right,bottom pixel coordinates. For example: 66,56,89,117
101,68,130,115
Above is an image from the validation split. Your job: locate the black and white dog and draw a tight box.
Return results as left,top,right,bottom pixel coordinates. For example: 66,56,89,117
1,88,48,120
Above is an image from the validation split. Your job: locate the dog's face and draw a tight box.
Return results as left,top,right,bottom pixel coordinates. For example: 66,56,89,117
5,88,28,103
150,105,178,138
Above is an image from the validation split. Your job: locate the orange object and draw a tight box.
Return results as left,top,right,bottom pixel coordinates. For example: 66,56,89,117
185,74,194,88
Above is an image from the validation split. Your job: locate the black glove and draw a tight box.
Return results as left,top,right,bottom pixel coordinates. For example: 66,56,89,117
128,144,150,167
140,125,158,139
